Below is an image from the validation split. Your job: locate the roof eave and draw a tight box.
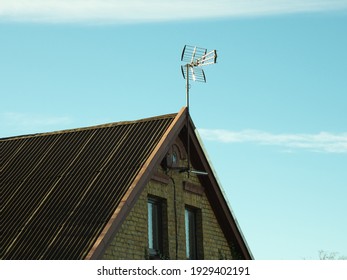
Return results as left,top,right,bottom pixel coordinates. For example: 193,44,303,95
85,107,188,259
192,127,254,260
190,116,254,260
85,107,253,260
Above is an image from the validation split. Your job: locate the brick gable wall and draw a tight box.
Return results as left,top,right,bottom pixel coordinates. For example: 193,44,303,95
102,161,238,260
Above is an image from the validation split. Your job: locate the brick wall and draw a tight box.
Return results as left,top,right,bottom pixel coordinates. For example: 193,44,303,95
102,161,241,260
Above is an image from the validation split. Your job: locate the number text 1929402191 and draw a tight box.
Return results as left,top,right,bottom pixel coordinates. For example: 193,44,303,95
190,266,250,276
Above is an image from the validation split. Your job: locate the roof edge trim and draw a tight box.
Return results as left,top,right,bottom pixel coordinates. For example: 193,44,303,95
85,107,188,259
1,113,178,141
194,127,254,259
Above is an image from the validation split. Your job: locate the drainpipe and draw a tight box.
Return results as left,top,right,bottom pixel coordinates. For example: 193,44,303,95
169,176,178,260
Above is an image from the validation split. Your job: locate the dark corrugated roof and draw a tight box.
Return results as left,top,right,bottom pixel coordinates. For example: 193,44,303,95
1,113,176,259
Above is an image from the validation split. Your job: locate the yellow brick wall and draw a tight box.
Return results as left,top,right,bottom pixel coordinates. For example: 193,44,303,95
102,162,239,260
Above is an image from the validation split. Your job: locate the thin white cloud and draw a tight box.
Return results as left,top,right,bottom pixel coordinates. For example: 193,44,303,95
1,0,347,24
199,129,347,153
2,112,72,126
0,112,73,137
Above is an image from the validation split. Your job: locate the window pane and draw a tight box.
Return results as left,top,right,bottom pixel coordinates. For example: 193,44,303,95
152,203,159,250
185,208,197,259
148,198,162,256
185,209,190,258
148,201,154,249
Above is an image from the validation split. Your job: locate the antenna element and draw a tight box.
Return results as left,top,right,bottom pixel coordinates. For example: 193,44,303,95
180,45,218,176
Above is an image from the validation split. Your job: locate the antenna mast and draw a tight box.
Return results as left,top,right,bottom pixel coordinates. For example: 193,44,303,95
180,45,217,175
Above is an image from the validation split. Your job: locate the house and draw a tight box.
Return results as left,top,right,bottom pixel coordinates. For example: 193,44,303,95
1,107,252,260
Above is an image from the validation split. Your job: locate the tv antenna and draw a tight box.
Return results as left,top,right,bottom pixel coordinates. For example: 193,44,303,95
180,45,217,176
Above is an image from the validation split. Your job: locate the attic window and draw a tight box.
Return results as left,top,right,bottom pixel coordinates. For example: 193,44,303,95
185,206,203,259
172,152,178,165
148,199,161,256
148,197,168,258
185,207,197,259
165,145,180,169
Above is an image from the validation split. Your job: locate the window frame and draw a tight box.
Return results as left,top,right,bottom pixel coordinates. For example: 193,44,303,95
147,197,164,258
185,206,200,260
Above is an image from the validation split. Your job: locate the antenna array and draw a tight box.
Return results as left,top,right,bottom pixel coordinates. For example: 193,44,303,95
180,44,218,176
181,45,217,83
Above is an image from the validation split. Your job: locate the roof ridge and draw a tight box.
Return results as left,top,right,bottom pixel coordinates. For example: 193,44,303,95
0,112,178,141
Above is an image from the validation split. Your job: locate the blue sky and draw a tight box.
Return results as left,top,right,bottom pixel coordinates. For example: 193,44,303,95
1,0,347,260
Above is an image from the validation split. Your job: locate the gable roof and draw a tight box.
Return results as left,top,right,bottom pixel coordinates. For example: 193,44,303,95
1,107,252,260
